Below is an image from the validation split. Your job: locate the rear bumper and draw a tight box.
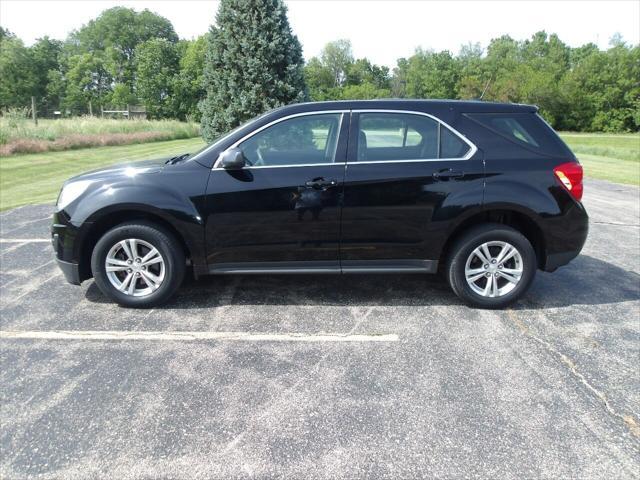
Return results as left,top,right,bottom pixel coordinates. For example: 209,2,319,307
542,201,589,272
55,258,82,285
544,249,581,272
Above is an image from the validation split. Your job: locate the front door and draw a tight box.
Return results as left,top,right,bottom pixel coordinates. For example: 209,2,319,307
340,110,484,272
204,111,348,273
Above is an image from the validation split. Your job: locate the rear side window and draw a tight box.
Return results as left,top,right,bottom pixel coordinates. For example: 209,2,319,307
357,112,471,162
465,112,573,157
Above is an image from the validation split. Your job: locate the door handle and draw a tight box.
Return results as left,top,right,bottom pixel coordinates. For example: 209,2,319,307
305,178,338,190
433,169,465,180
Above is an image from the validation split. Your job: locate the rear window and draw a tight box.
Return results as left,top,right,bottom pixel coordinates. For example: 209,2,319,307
464,112,573,158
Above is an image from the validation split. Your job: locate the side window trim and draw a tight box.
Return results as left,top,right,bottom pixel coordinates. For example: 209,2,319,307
213,110,349,169
350,109,477,163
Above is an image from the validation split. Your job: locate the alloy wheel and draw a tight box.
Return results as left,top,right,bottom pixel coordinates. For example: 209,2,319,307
105,238,166,297
464,241,523,298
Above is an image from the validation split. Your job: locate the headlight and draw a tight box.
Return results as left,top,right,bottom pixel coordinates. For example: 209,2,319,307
57,180,92,209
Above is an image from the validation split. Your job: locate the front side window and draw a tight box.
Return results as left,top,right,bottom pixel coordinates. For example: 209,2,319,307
238,113,342,166
357,112,470,161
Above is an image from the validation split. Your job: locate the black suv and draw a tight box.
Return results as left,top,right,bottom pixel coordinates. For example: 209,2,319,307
52,100,588,308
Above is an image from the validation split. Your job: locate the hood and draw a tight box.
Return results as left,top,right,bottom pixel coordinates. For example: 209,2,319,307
66,157,170,184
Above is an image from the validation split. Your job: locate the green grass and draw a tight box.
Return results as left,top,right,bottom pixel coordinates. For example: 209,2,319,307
559,132,640,186
0,137,205,211
0,131,637,212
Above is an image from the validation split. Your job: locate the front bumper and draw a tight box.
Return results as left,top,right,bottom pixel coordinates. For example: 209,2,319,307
55,258,81,285
52,209,91,285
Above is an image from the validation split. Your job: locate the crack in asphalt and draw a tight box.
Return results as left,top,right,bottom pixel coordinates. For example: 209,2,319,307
505,309,640,443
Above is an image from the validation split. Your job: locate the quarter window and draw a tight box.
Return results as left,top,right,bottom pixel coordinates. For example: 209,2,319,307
356,112,470,161
464,112,578,158
440,126,470,158
238,113,342,166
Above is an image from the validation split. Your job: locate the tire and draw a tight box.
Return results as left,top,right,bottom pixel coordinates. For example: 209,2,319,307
446,223,536,309
91,222,185,308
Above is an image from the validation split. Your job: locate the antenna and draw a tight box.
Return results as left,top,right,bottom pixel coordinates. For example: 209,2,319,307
479,76,492,100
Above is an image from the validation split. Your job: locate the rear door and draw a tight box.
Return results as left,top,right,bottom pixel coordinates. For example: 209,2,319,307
204,111,349,272
340,110,484,272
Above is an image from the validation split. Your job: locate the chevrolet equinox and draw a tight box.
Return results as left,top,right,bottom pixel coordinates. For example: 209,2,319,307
52,100,588,308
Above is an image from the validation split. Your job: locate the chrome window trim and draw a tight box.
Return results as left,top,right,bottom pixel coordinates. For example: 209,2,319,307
212,107,478,170
223,162,346,170
352,109,477,163
213,110,349,169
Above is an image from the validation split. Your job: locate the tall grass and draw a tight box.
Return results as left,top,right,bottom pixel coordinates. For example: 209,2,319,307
0,112,200,156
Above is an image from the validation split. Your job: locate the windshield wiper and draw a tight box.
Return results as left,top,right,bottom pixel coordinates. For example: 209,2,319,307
166,153,190,165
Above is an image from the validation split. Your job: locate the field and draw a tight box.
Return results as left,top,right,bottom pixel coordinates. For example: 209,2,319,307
0,132,637,211
0,137,205,211
0,116,200,156
560,133,639,185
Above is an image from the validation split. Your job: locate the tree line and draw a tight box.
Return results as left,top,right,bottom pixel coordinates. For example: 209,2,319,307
0,1,638,134
0,8,206,121
305,34,639,133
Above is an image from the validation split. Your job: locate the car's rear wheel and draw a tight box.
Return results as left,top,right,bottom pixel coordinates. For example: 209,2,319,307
446,224,536,308
91,222,185,308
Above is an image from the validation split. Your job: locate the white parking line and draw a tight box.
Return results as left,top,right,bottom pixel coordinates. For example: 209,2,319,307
0,238,49,243
0,330,399,343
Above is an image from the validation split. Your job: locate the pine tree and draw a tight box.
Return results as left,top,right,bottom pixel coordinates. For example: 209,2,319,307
200,0,306,142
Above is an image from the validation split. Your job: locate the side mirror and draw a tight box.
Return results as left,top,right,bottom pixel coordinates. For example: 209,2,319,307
219,147,246,170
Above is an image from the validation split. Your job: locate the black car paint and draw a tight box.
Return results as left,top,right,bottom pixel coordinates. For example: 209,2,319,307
51,100,588,286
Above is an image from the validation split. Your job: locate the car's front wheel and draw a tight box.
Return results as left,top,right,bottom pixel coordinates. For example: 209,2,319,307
91,222,185,308
446,224,536,309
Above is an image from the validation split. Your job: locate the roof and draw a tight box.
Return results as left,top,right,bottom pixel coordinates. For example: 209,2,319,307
277,99,538,114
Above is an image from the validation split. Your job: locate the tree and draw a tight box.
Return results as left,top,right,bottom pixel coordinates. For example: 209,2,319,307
46,69,67,112
456,43,485,99
0,27,14,45
345,58,390,90
340,83,390,100
304,57,338,100
321,39,353,87
173,35,208,121
30,37,63,114
305,41,390,101
69,7,178,88
200,0,306,142
134,38,179,118
560,43,640,131
110,83,138,108
0,37,35,108
63,53,112,114
400,49,460,99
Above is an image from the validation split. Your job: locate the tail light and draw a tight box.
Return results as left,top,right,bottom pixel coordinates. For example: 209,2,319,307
554,162,583,202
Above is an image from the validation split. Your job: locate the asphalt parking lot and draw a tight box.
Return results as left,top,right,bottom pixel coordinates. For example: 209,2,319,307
1,179,639,479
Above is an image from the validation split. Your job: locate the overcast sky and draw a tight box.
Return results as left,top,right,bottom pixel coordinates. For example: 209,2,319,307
1,0,638,68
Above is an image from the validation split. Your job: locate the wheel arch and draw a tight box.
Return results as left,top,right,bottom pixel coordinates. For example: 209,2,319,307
441,207,547,270
78,208,198,282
